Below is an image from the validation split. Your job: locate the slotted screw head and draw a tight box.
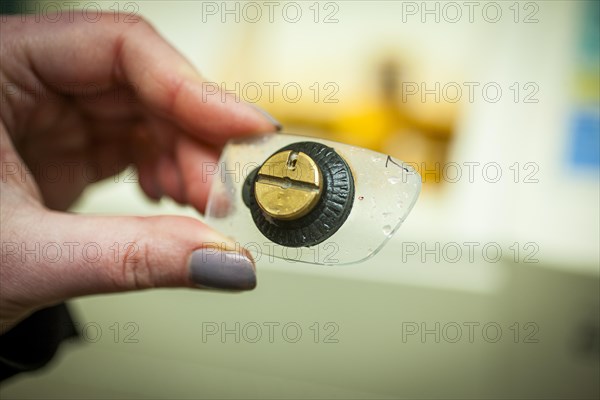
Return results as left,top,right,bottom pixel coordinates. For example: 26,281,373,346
255,150,323,220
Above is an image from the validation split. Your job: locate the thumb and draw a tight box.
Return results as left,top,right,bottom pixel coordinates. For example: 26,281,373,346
25,212,256,302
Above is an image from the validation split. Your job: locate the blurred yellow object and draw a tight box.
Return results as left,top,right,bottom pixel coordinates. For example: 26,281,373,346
329,106,396,152
574,71,600,101
257,55,463,190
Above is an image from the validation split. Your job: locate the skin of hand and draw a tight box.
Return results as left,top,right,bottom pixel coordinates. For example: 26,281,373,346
0,12,281,333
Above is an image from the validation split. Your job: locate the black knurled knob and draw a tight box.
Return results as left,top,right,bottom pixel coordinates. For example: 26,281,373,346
242,141,355,248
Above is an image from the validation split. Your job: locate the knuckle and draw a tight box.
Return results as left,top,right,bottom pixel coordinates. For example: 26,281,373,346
108,236,155,291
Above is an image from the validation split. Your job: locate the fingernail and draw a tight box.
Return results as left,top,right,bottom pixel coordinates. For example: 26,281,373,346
140,174,163,202
249,104,283,132
189,248,256,291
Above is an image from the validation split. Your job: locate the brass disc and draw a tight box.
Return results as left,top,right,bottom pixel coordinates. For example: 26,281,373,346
255,150,323,220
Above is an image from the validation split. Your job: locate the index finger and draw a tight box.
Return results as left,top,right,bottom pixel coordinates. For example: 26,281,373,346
3,12,280,145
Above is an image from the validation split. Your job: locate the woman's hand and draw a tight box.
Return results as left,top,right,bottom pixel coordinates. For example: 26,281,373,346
0,12,280,331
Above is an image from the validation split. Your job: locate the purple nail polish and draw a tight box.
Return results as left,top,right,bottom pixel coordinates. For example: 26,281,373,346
189,248,256,291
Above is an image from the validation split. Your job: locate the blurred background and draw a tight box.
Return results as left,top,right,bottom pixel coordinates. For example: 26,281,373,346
1,0,599,398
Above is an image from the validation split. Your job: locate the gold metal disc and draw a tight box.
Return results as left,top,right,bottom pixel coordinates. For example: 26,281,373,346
255,150,323,220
